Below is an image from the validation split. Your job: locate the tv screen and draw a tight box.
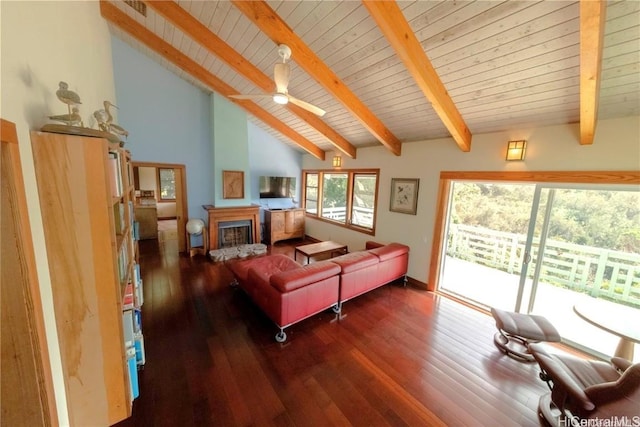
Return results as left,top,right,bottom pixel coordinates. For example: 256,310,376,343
259,176,296,199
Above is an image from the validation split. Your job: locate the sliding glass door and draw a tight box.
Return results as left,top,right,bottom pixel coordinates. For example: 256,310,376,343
438,179,640,360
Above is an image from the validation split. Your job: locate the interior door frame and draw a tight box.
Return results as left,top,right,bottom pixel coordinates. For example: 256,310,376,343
133,161,188,253
429,171,640,303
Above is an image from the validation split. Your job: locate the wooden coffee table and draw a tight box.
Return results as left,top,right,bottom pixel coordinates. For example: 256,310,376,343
294,241,348,265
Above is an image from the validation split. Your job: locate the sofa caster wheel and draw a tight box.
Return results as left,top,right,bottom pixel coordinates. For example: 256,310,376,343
332,304,341,314
275,330,287,343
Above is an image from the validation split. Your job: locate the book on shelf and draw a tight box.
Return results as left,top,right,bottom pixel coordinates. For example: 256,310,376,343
126,347,139,400
134,332,145,366
108,151,123,198
123,282,134,310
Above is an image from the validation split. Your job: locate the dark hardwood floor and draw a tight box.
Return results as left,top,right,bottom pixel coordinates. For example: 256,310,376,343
115,238,551,427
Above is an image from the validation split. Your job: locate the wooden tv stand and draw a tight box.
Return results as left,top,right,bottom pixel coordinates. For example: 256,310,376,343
264,208,305,245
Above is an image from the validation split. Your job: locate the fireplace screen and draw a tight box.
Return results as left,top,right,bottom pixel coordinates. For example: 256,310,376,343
218,220,253,248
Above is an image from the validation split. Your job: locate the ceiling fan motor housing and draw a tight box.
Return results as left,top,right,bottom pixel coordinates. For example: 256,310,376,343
278,44,292,61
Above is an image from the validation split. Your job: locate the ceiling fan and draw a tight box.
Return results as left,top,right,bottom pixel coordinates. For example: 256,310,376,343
230,44,326,117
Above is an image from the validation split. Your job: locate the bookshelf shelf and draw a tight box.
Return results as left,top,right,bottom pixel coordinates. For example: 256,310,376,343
30,130,144,425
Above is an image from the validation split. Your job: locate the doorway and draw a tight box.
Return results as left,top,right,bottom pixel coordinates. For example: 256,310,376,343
431,171,640,361
133,161,188,253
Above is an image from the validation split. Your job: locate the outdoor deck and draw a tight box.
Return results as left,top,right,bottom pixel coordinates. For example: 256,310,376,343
441,256,640,362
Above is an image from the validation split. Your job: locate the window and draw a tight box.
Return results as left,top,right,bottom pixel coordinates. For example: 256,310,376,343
303,169,379,234
157,168,176,201
305,173,318,214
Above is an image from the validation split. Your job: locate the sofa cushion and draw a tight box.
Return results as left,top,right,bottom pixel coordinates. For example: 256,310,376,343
271,261,341,293
331,251,379,274
368,243,409,262
228,254,298,284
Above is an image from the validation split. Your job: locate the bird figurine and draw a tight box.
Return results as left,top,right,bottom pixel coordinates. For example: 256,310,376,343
49,107,83,126
56,81,82,116
103,100,129,139
93,108,110,132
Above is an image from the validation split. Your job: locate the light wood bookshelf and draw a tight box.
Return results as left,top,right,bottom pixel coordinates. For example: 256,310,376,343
30,130,142,426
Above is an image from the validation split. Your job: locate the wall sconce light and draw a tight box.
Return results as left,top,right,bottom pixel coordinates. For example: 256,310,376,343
332,154,342,168
506,140,527,161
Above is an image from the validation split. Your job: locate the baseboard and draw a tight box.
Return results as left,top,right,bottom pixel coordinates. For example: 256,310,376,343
405,276,428,290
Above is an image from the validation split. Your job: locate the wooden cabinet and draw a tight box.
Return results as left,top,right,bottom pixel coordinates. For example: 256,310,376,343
265,208,305,245
30,131,142,426
2,120,57,426
135,205,158,240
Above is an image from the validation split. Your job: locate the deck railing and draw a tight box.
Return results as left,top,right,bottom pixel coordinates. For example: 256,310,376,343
447,224,640,307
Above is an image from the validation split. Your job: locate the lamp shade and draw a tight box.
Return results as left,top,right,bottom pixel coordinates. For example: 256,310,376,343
186,218,205,236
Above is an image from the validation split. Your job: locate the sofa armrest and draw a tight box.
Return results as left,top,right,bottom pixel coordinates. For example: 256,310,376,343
270,261,340,293
365,241,385,250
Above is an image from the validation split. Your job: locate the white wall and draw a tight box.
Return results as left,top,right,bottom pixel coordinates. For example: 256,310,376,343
1,2,118,425
302,116,640,284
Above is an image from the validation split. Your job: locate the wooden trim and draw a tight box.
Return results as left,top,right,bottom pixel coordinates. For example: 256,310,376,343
232,0,402,156
302,168,380,236
439,170,640,184
99,0,325,161
203,205,261,249
146,1,356,159
580,0,606,146
132,161,189,253
1,119,58,426
428,170,640,293
363,1,472,153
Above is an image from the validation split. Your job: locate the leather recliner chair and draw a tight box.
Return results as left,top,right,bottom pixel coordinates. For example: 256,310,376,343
529,343,640,426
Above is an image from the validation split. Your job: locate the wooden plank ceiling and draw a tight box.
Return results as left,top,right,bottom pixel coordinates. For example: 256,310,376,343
101,0,640,158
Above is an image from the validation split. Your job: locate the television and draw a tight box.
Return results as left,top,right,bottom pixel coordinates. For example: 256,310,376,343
259,176,296,199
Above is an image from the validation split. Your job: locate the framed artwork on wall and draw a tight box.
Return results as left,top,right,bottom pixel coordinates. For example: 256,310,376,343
389,178,419,215
222,170,244,199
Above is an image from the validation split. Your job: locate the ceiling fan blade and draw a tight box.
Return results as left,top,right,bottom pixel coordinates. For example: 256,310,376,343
288,96,326,117
229,94,272,101
274,63,290,93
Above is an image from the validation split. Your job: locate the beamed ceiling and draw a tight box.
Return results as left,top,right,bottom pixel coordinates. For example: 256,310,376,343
100,0,640,160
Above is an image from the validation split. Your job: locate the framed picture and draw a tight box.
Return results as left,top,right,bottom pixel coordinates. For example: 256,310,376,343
389,178,419,215
222,170,244,199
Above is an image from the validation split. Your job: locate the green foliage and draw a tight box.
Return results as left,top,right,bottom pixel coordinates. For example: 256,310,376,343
322,173,347,208
451,183,640,253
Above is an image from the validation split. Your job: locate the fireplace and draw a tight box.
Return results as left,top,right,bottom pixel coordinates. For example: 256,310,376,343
203,205,261,249
219,220,253,248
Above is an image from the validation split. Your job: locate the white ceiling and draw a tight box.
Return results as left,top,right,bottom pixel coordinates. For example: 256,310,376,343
104,0,640,157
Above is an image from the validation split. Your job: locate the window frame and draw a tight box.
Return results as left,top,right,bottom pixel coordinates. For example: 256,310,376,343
302,168,379,235
157,167,176,201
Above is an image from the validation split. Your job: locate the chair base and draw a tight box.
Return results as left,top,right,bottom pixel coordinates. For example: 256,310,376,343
538,393,578,427
493,331,536,362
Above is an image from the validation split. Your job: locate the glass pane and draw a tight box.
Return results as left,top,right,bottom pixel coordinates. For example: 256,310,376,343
158,168,176,200
305,173,318,214
307,173,318,187
306,200,317,214
529,188,640,361
439,181,536,310
321,173,347,223
351,174,376,229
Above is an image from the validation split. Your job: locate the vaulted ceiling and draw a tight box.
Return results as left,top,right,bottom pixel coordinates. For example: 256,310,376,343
101,1,640,160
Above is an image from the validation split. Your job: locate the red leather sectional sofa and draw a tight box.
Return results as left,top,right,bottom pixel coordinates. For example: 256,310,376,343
226,242,409,342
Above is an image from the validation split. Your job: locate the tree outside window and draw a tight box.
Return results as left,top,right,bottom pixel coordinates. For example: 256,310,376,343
157,168,176,201
303,169,379,234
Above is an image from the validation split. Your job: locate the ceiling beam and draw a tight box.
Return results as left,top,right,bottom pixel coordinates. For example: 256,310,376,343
99,1,325,160
232,0,403,156
146,1,356,159
363,1,472,152
579,0,606,145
